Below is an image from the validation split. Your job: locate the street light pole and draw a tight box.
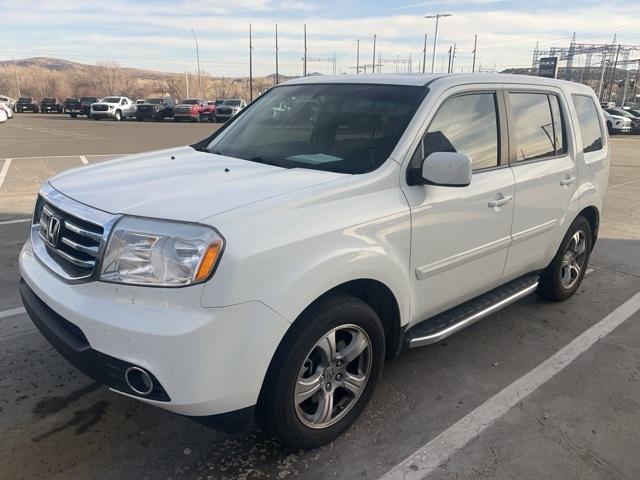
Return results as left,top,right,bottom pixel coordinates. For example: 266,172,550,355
472,34,478,73
422,34,427,73
372,34,377,74
275,24,279,86
191,29,202,99
424,13,452,74
249,23,253,101
356,39,360,74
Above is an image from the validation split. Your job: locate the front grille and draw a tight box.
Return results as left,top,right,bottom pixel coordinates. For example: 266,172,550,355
175,106,192,114
32,185,116,282
37,201,103,276
92,104,109,112
217,108,232,115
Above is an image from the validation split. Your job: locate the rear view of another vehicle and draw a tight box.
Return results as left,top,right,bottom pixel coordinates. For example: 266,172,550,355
16,97,39,113
40,97,63,113
64,98,81,116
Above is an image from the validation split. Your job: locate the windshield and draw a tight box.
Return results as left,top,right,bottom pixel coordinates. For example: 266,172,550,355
81,97,98,103
42,98,55,103
18,97,31,102
206,83,425,174
215,100,224,106
145,98,164,104
224,100,242,106
181,99,199,105
102,97,121,103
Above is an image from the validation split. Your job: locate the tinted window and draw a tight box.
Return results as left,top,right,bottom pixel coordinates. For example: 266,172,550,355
572,95,603,153
414,93,499,171
206,84,426,174
510,93,556,162
548,95,566,155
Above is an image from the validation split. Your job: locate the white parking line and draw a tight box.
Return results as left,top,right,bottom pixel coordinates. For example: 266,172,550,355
380,291,640,480
0,158,12,188
0,218,30,226
0,307,26,320
79,155,89,165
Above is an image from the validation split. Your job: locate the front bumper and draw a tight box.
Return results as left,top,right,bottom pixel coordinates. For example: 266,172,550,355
91,111,116,119
19,239,290,417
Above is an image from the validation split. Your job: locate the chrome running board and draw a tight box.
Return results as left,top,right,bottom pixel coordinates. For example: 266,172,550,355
405,275,539,349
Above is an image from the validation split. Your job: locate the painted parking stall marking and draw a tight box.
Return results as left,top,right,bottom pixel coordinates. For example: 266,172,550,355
380,291,640,480
0,158,12,188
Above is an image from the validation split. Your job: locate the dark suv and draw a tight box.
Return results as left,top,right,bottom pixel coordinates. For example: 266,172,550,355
135,97,176,121
16,97,39,113
79,97,100,117
40,97,63,113
64,98,80,114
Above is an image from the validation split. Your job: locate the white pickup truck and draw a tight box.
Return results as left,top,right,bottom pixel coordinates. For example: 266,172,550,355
20,74,609,449
90,96,136,121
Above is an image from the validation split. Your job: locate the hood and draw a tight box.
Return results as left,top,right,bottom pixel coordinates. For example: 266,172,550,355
49,146,345,222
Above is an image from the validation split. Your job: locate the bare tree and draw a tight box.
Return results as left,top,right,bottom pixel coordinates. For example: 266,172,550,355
98,60,121,94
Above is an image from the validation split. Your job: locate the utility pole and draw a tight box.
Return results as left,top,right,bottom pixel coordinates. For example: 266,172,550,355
598,59,608,101
472,34,478,73
622,69,631,107
249,23,253,101
275,24,279,86
372,34,377,74
421,34,428,74
191,29,202,99
303,24,307,76
451,43,457,72
184,66,189,98
606,44,621,104
447,45,452,73
424,13,452,74
633,60,640,106
356,39,360,74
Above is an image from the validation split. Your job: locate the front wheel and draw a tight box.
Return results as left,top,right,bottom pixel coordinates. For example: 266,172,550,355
114,110,122,121
258,295,385,450
538,216,592,301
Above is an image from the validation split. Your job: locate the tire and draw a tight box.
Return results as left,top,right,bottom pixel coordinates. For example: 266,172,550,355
70,113,77,118
257,294,385,450
607,121,613,135
136,116,143,122
114,110,122,121
538,215,592,302
193,115,200,123
173,117,181,122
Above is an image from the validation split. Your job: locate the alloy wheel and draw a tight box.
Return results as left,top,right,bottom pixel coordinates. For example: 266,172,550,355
560,229,587,289
294,324,372,429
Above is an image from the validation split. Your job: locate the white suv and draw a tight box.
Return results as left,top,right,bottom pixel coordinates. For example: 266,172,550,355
19,74,609,449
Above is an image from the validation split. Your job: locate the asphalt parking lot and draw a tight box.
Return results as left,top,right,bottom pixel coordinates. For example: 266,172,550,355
1,114,640,480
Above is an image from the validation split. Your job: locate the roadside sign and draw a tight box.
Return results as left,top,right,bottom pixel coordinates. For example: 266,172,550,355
538,57,558,78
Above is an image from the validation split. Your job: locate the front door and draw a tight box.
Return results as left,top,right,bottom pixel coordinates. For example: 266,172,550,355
401,88,515,323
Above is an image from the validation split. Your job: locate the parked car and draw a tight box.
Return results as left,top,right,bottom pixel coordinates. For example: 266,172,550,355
90,96,136,121
40,97,63,113
173,98,209,122
215,98,246,122
0,95,16,110
0,103,12,120
604,108,640,133
19,74,608,450
602,109,632,134
63,98,80,114
79,96,100,117
0,106,7,123
135,97,176,121
15,97,39,113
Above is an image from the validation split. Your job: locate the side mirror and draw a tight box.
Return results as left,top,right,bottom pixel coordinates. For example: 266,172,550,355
419,151,472,187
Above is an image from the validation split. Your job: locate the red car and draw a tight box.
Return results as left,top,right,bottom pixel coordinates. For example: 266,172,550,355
173,99,215,122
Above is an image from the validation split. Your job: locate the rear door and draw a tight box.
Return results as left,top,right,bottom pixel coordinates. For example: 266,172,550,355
502,87,579,280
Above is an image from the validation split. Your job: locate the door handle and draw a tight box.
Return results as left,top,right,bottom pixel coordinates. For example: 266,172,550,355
488,194,513,208
560,176,576,186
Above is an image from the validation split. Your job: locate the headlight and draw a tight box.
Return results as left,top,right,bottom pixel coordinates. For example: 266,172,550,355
100,217,224,287
108,105,114,110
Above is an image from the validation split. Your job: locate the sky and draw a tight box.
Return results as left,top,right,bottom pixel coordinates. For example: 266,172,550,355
2,0,640,77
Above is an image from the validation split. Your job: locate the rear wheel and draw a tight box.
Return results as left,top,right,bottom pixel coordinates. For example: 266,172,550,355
258,295,385,450
538,216,592,301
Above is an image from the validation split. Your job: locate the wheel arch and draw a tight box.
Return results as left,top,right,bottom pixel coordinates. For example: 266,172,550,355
578,205,599,246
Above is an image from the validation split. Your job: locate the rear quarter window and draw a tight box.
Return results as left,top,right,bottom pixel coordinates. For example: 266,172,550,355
571,95,604,153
